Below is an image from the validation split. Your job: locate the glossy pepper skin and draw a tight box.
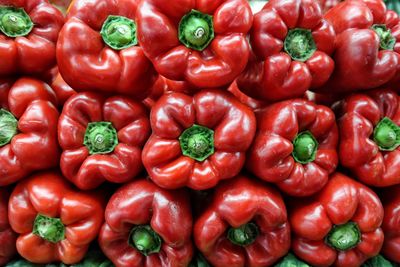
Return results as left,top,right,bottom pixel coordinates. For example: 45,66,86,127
381,186,400,263
290,173,384,267
50,70,76,108
0,188,17,266
194,175,290,267
0,0,64,77
142,90,256,190
99,179,193,267
57,0,157,99
236,0,335,102
8,172,105,264
58,92,150,190
318,0,341,13
246,99,338,197
318,0,400,93
335,89,400,187
136,0,253,88
0,77,60,186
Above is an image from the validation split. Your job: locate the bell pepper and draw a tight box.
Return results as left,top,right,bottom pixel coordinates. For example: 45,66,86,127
50,70,76,108
236,0,335,102
56,0,157,99
8,172,105,265
246,98,338,197
142,89,256,190
136,0,253,88
194,175,290,267
227,81,266,111
189,253,210,267
318,0,341,13
362,255,396,267
0,0,64,77
50,0,72,14
0,77,60,186
317,0,400,94
0,188,17,266
335,89,400,187
58,92,150,190
290,173,384,267
99,179,193,267
275,253,310,267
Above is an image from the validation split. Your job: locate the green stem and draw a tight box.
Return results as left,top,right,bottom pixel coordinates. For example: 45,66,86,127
128,225,162,256
179,124,214,162
179,10,214,51
189,253,211,267
274,253,311,267
292,131,318,164
0,6,33,37
227,222,259,247
83,121,119,155
325,222,361,251
0,109,18,147
373,117,400,151
362,255,395,267
101,15,137,50
32,214,65,243
284,28,317,62
371,24,396,50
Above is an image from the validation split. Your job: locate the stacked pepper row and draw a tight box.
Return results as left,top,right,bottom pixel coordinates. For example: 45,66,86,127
0,0,400,266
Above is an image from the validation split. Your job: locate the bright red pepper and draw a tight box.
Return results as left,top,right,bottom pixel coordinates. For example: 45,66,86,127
56,0,157,99
142,90,256,190
0,0,64,77
290,173,384,267
0,77,60,186
236,0,335,102
317,0,400,94
99,179,193,267
227,81,266,111
194,175,290,267
335,89,400,187
50,70,76,108
136,0,253,88
318,0,341,13
8,172,105,264
0,188,17,266
58,92,150,190
246,98,338,197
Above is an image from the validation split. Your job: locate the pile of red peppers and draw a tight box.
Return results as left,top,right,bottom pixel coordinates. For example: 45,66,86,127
0,0,400,266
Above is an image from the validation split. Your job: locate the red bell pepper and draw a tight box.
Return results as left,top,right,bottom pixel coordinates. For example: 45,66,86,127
336,89,400,187
8,172,105,264
318,0,340,13
99,179,193,267
318,0,400,93
58,92,150,190
290,173,384,267
0,77,60,186
56,0,157,99
0,188,17,266
194,175,290,267
0,0,64,77
142,90,256,190
50,70,76,108
236,0,335,102
246,98,338,196
136,0,253,88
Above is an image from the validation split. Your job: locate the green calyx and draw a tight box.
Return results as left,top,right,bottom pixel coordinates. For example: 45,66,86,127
292,131,318,164
128,225,162,256
274,253,311,267
32,214,65,243
227,222,259,247
0,109,18,147
0,6,33,37
83,121,118,155
371,24,396,50
101,15,137,50
325,222,361,251
179,124,214,162
189,253,211,267
362,255,395,267
284,28,316,62
179,9,214,51
373,117,400,151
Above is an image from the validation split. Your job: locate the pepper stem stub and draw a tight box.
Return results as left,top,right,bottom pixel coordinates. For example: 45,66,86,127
101,15,138,50
284,28,317,62
0,6,33,37
373,117,400,151
179,10,214,51
371,24,396,50
227,222,259,247
83,121,118,155
128,225,162,256
0,109,18,147
33,214,65,243
179,124,214,162
292,131,318,164
325,222,361,251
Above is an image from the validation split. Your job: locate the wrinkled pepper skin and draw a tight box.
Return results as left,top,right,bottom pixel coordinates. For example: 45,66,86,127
246,99,338,196
381,186,400,263
8,172,105,264
142,90,256,190
335,89,400,187
318,0,400,93
136,0,253,88
99,179,193,267
58,92,150,190
237,0,335,102
0,0,64,77
0,78,60,186
194,176,290,267
57,0,157,99
290,173,384,267
0,188,17,266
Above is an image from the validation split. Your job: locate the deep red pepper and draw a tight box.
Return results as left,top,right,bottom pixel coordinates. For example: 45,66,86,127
194,175,290,267
142,89,256,190
136,0,253,88
335,89,400,187
99,178,193,267
236,0,335,102
0,188,17,266
290,172,384,267
58,92,151,190
246,98,338,197
50,70,76,108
